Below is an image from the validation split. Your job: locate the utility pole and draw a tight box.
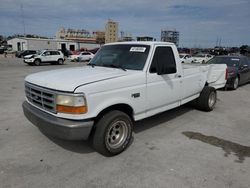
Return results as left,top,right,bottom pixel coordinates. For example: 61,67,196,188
20,3,26,36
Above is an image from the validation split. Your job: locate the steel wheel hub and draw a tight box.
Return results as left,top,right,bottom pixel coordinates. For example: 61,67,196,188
106,120,129,149
208,92,216,108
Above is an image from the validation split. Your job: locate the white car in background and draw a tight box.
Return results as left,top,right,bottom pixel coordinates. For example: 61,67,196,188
23,50,64,66
179,53,194,63
193,54,213,64
69,51,94,62
77,52,95,62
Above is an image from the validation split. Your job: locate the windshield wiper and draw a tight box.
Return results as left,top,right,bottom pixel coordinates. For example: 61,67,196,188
87,63,95,68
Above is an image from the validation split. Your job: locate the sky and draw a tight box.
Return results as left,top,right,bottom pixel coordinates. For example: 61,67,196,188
0,0,250,47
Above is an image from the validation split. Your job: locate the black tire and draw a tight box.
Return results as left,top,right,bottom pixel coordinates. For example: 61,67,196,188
34,59,41,66
202,60,205,64
57,59,64,65
93,110,133,156
232,77,239,90
196,86,217,112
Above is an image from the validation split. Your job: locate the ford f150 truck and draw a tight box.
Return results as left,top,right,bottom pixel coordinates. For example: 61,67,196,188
22,42,227,156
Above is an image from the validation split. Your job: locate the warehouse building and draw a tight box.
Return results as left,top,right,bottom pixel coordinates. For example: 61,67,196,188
7,37,99,52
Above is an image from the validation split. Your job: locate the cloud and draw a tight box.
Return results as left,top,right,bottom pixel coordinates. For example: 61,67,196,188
0,0,249,47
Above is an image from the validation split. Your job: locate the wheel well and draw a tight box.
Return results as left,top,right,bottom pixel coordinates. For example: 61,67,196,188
95,104,134,123
35,58,41,62
237,74,240,80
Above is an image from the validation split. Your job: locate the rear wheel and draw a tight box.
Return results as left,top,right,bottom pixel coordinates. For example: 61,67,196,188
93,110,133,156
34,59,41,66
196,86,217,111
232,77,239,90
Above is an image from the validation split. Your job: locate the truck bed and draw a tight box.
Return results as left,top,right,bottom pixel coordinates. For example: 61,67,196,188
182,63,227,89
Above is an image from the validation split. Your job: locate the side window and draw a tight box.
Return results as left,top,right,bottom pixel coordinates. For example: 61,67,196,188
150,46,176,74
247,58,250,66
50,51,58,55
44,51,50,56
241,57,250,66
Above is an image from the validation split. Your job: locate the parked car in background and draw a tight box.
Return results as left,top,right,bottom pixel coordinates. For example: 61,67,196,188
23,50,64,66
16,50,37,58
88,48,100,54
60,49,72,57
179,53,194,63
69,51,94,61
77,52,94,62
0,44,12,54
208,55,250,89
193,54,213,64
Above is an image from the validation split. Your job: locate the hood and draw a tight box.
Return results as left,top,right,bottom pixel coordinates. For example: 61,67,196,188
24,54,35,59
25,66,130,92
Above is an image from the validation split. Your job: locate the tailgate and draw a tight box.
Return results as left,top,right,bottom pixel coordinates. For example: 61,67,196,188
207,64,227,89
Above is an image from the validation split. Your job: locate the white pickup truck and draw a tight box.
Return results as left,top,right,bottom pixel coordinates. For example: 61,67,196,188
22,42,227,156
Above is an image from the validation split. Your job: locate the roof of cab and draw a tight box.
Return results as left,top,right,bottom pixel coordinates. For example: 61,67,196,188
104,41,175,46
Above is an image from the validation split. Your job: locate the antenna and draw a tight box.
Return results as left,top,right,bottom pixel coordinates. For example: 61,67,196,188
20,3,26,36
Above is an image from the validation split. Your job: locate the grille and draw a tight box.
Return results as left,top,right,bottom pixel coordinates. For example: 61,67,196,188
25,83,56,113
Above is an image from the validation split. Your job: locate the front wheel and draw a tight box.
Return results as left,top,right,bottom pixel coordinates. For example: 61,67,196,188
34,59,41,66
196,86,217,112
93,110,133,156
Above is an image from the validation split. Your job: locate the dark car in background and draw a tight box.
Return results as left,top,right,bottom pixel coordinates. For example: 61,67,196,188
208,56,250,89
16,50,37,58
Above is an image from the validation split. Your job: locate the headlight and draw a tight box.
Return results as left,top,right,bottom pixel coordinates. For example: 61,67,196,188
56,94,87,114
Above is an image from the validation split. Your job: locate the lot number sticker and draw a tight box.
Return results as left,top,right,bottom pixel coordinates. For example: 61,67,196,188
130,47,146,52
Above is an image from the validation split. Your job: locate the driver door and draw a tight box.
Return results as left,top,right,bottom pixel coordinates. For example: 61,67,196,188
146,46,182,117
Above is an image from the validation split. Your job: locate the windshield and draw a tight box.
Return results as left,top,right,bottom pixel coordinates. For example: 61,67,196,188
37,50,42,55
194,54,205,58
207,57,240,67
89,44,150,70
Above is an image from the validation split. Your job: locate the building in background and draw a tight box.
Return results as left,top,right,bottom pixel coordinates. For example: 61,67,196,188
56,28,91,39
7,37,99,52
136,36,155,41
93,31,105,45
119,31,133,41
161,29,179,46
105,19,118,43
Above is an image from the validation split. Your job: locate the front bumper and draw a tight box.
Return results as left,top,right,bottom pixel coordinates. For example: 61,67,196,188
22,101,94,140
24,59,34,63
